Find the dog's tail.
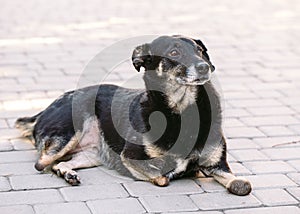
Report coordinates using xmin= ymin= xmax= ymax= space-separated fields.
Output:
xmin=15 ymin=112 xmax=42 ymax=138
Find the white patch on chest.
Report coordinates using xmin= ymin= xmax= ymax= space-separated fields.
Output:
xmin=165 ymin=83 xmax=197 ymax=113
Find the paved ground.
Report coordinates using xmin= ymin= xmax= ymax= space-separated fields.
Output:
xmin=1 ymin=0 xmax=300 ymax=213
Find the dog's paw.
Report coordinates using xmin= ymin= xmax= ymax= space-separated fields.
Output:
xmin=227 ymin=178 xmax=252 ymax=196
xmin=64 ymin=170 xmax=81 ymax=186
xmin=150 ymin=176 xmax=169 ymax=187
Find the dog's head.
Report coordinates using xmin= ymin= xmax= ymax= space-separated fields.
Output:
xmin=132 ymin=35 xmax=215 ymax=86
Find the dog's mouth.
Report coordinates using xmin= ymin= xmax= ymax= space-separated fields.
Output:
xmin=176 ymin=75 xmax=210 ymax=86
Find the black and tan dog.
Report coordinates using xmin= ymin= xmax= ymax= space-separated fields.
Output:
xmin=16 ymin=35 xmax=252 ymax=196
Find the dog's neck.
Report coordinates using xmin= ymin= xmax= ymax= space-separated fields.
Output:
xmin=143 ymin=71 xmax=198 ymax=114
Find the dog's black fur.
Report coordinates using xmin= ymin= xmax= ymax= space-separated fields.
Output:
xmin=16 ymin=35 xmax=251 ymax=195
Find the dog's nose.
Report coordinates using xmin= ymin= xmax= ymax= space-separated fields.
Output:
xmin=195 ymin=62 xmax=209 ymax=74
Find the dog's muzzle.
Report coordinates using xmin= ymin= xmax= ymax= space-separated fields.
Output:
xmin=177 ymin=62 xmax=211 ymax=85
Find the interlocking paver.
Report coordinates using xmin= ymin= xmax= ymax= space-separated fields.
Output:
xmin=0 ymin=176 xmax=11 ymax=192
xmin=253 ymin=189 xmax=298 ymax=206
xmin=140 ymin=195 xmax=199 ymax=213
xmin=124 ymin=179 xmax=203 ymax=196
xmin=60 ymin=184 xmax=128 ymax=201
xmin=225 ymin=206 xmax=300 ymax=214
xmin=9 ymin=174 xmax=69 ymax=190
xmin=262 ymin=147 xmax=300 ymax=160
xmin=87 ymin=198 xmax=146 ymax=214
xmin=34 ymin=202 xmax=91 ymax=214
xmin=190 ymin=192 xmax=261 ymax=210
xmin=229 ymin=149 xmax=269 ymax=162
xmin=0 ymin=189 xmax=64 ymax=206
xmin=0 ymin=162 xmax=37 ymax=176
xmin=0 ymin=205 xmax=35 ymax=214
xmin=244 ymin=174 xmax=297 ymax=189
xmin=0 ymin=150 xmax=37 ymax=163
xmin=243 ymin=161 xmax=296 ymax=174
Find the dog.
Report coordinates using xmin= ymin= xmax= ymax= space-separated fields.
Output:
xmin=15 ymin=35 xmax=252 ymax=196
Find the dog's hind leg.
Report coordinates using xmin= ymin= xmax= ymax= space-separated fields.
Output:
xmin=52 ymin=148 xmax=101 ymax=185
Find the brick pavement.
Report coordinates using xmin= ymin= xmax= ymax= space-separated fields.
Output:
xmin=0 ymin=0 xmax=300 ymax=213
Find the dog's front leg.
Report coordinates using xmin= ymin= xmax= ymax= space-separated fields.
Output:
xmin=120 ymin=143 xmax=169 ymax=186
xmin=52 ymin=148 xmax=101 ymax=185
xmin=201 ymin=160 xmax=252 ymax=196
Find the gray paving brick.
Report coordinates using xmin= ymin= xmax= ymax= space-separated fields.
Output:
xmin=77 ymin=167 xmax=131 ymax=185
xmin=9 ymin=173 xmax=68 ymax=190
xmin=287 ymin=173 xmax=300 ymax=185
xmin=34 ymin=202 xmax=91 ymax=214
xmin=0 ymin=189 xmax=64 ymax=206
xmin=225 ymin=127 xmax=265 ymax=138
xmin=229 ymin=149 xmax=269 ymax=161
xmin=195 ymin=177 xmax=226 ymax=193
xmin=253 ymin=189 xmax=298 ymax=206
xmin=253 ymin=136 xmax=300 ymax=148
xmin=10 ymin=139 xmax=35 ymax=150
xmin=229 ymin=162 xmax=252 ymax=175
xmin=225 ymin=206 xmax=300 ymax=214
xmin=0 ymin=162 xmax=37 ymax=176
xmin=0 ymin=176 xmax=11 ymax=192
xmin=247 ymin=106 xmax=296 ymax=116
xmin=287 ymin=187 xmax=300 ymax=202
xmin=60 ymin=184 xmax=128 ymax=201
xmin=229 ymin=99 xmax=282 ymax=108
xmin=87 ymin=198 xmax=146 ymax=214
xmin=288 ymin=160 xmax=300 ymax=171
xmin=190 ymin=192 xmax=261 ymax=210
xmin=0 ymin=150 xmax=37 ymax=163
xmin=0 ymin=140 xmax=13 ymax=151
xmin=163 ymin=212 xmax=223 ymax=214
xmin=0 ymin=205 xmax=35 ymax=214
xmin=124 ymin=179 xmax=203 ymax=196
xmin=244 ymin=174 xmax=297 ymax=189
xmin=140 ymin=195 xmax=198 ymax=213
xmin=241 ymin=116 xmax=299 ymax=126
xmin=259 ymin=126 xmax=296 ymax=137
xmin=227 ymin=138 xmax=260 ymax=150
xmin=262 ymin=147 xmax=300 ymax=160
xmin=243 ymin=161 xmax=296 ymax=174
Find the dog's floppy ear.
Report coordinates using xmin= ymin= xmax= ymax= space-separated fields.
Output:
xmin=193 ymin=39 xmax=216 ymax=72
xmin=132 ymin=44 xmax=152 ymax=72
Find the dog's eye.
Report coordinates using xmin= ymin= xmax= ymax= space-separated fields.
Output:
xmin=196 ymin=48 xmax=202 ymax=56
xmin=169 ymin=49 xmax=180 ymax=57
xmin=44 ymin=140 xmax=51 ymax=148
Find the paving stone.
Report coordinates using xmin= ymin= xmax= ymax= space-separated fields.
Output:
xmin=287 ymin=173 xmax=300 ymax=185
xmin=0 ymin=205 xmax=35 ymax=214
xmin=227 ymin=138 xmax=260 ymax=150
xmin=195 ymin=177 xmax=226 ymax=193
xmin=286 ymin=187 xmax=300 ymax=201
xmin=225 ymin=127 xmax=265 ymax=138
xmin=87 ymin=198 xmax=146 ymax=214
xmin=34 ymin=202 xmax=91 ymax=214
xmin=0 ymin=119 xmax=9 ymax=128
xmin=259 ymin=126 xmax=296 ymax=137
xmin=60 ymin=184 xmax=128 ymax=201
xmin=246 ymin=106 xmax=296 ymax=116
xmin=229 ymin=149 xmax=269 ymax=161
xmin=253 ymin=189 xmax=298 ymax=206
xmin=140 ymin=195 xmax=198 ymax=213
xmin=10 ymin=139 xmax=35 ymax=150
xmin=0 ymin=140 xmax=13 ymax=151
xmin=0 ymin=176 xmax=11 ymax=192
xmin=253 ymin=136 xmax=300 ymax=148
xmin=164 ymin=212 xmax=223 ymax=214
xmin=244 ymin=174 xmax=297 ymax=189
xmin=224 ymin=118 xmax=245 ymax=128
xmin=225 ymin=206 xmax=300 ymax=214
xmin=77 ymin=167 xmax=131 ymax=185
xmin=9 ymin=173 xmax=68 ymax=190
xmin=288 ymin=160 xmax=300 ymax=171
xmin=190 ymin=192 xmax=261 ymax=210
xmin=241 ymin=116 xmax=299 ymax=126
xmin=124 ymin=179 xmax=203 ymax=196
xmin=0 ymin=162 xmax=37 ymax=176
xmin=229 ymin=162 xmax=252 ymax=175
xmin=243 ymin=161 xmax=296 ymax=174
xmin=229 ymin=99 xmax=282 ymax=108
xmin=262 ymin=147 xmax=300 ymax=160
xmin=0 ymin=150 xmax=37 ymax=163
xmin=0 ymin=189 xmax=64 ymax=206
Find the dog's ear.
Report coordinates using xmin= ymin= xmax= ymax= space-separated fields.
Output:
xmin=193 ymin=39 xmax=216 ymax=72
xmin=132 ymin=44 xmax=152 ymax=72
